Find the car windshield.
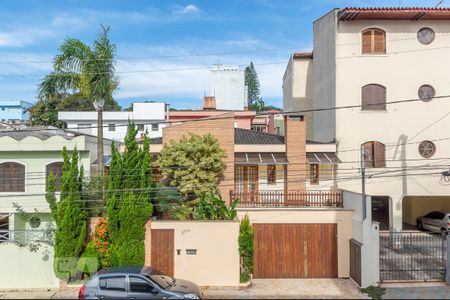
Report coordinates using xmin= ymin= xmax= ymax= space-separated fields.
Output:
xmin=147 ymin=275 xmax=175 ymax=289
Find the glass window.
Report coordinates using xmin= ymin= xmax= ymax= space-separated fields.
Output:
xmin=362 ymin=141 xmax=385 ymax=168
xmin=151 ymin=123 xmax=159 ymax=131
xmin=29 ymin=216 xmax=41 ymax=229
xmin=129 ymin=276 xmax=155 ymax=293
xmin=99 ymin=276 xmax=126 ymax=291
xmin=310 ymin=164 xmax=319 ymax=185
xmin=108 ymin=124 xmax=116 ymax=132
xmin=267 ymin=165 xmax=276 ymax=185
xmin=418 ymin=141 xmax=436 ymax=158
xmin=418 ymin=85 xmax=435 ymax=102
xmin=362 ymin=28 xmax=386 ymax=54
xmin=0 ymin=162 xmax=25 ymax=192
xmin=137 ymin=124 xmax=145 ymax=131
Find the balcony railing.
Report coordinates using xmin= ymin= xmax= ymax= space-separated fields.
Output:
xmin=230 ymin=190 xmax=343 ymax=208
xmin=0 ymin=230 xmax=54 ymax=245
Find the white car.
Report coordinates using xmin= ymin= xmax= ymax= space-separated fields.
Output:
xmin=417 ymin=211 xmax=450 ymax=235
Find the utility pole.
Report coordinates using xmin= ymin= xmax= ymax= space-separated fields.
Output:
xmin=94 ymin=98 xmax=105 ymax=176
xmin=361 ymin=145 xmax=367 ymax=220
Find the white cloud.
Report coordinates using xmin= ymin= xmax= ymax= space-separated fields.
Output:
xmin=173 ymin=4 xmax=200 ymax=15
xmin=51 ymin=13 xmax=86 ymax=28
xmin=0 ymin=29 xmax=55 ymax=48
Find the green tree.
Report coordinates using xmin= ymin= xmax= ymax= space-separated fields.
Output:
xmin=34 ymin=25 xmax=120 ymax=127
xmin=245 ymin=62 xmax=261 ymax=106
xmin=239 ymin=215 xmax=254 ymax=282
xmin=107 ymin=122 xmax=153 ymax=266
xmin=157 ymin=133 xmax=226 ymax=200
xmin=46 ymin=147 xmax=87 ymax=282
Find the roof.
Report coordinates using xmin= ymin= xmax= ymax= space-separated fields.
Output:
xmin=293 ymin=52 xmax=313 ymax=59
xmin=339 ymin=7 xmax=450 ymax=21
xmin=235 ymin=128 xmax=284 ymax=144
xmin=0 ymin=127 xmax=83 ymax=141
xmin=150 ymin=137 xmax=162 ymax=144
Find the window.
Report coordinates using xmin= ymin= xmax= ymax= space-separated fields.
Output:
xmin=417 ymin=27 xmax=435 ymax=45
xmin=108 ymin=124 xmax=116 ymax=132
xmin=0 ymin=162 xmax=25 ymax=192
xmin=46 ymin=162 xmax=64 ymax=192
xmin=129 ymin=276 xmax=155 ymax=293
xmin=418 ymin=141 xmax=436 ymax=158
xmin=362 ymin=28 xmax=386 ymax=54
xmin=137 ymin=124 xmax=145 ymax=131
xmin=29 ymin=216 xmax=41 ymax=229
xmin=418 ymin=85 xmax=435 ymax=102
xmin=361 ymin=84 xmax=386 ymax=110
xmin=310 ymin=164 xmax=319 ymax=185
xmin=151 ymin=123 xmax=159 ymax=132
xmin=362 ymin=141 xmax=385 ymax=168
xmin=267 ymin=165 xmax=277 ymax=185
xmin=99 ymin=276 xmax=126 ymax=291
xmin=251 ymin=125 xmax=267 ymax=133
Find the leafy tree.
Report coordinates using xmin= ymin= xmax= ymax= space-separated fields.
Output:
xmin=107 ymin=122 xmax=153 ymax=266
xmin=36 ymin=25 xmax=120 ymax=120
xmin=157 ymin=133 xmax=226 ymax=200
xmin=46 ymin=147 xmax=87 ymax=282
xmin=245 ymin=62 xmax=261 ymax=106
xmin=239 ymin=215 xmax=254 ymax=282
xmin=192 ymin=194 xmax=238 ymax=221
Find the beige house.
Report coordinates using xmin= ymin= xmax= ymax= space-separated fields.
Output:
xmin=283 ymin=7 xmax=450 ymax=232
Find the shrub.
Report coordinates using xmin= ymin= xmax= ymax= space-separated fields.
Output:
xmin=192 ymin=194 xmax=238 ymax=221
xmin=93 ymin=218 xmax=111 ymax=269
xmin=77 ymin=241 xmax=99 ymax=276
xmin=239 ymin=215 xmax=254 ymax=282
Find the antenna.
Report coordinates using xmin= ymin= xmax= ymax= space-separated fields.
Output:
xmin=436 ymin=0 xmax=444 ymax=6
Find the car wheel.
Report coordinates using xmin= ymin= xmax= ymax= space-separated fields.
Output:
xmin=417 ymin=221 xmax=423 ymax=231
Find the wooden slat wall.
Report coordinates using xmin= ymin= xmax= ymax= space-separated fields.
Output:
xmin=151 ymin=229 xmax=174 ymax=277
xmin=253 ymin=224 xmax=338 ymax=278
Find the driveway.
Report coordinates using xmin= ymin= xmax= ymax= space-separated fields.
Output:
xmin=0 ymin=279 xmax=367 ymax=299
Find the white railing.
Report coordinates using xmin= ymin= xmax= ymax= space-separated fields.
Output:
xmin=0 ymin=230 xmax=54 ymax=245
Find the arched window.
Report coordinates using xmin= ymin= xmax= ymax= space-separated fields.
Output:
xmin=362 ymin=141 xmax=385 ymax=168
xmin=0 ymin=162 xmax=25 ymax=192
xmin=46 ymin=162 xmax=64 ymax=192
xmin=361 ymin=84 xmax=386 ymax=110
xmin=362 ymin=28 xmax=386 ymax=54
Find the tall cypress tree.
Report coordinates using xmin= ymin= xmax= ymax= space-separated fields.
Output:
xmin=47 ymin=147 xmax=87 ymax=281
xmin=107 ymin=122 xmax=153 ymax=266
xmin=244 ymin=62 xmax=261 ymax=106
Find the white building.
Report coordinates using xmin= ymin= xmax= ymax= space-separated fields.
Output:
xmin=284 ymin=7 xmax=450 ymax=232
xmin=58 ymin=101 xmax=168 ymax=141
xmin=210 ymin=64 xmax=247 ymax=110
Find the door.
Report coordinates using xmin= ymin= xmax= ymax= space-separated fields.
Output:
xmin=151 ymin=229 xmax=174 ymax=277
xmin=127 ymin=275 xmax=163 ymax=299
xmin=235 ymin=166 xmax=258 ymax=202
xmin=253 ymin=224 xmax=338 ymax=278
xmin=98 ymin=275 xmax=128 ymax=299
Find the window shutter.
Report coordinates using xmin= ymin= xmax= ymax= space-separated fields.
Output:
xmin=361 ymin=85 xmax=370 ymax=110
xmin=374 ymin=85 xmax=386 ymax=110
xmin=46 ymin=162 xmax=64 ymax=192
xmin=373 ymin=29 xmax=386 ymax=53
xmin=374 ymin=142 xmax=386 ymax=168
xmin=362 ymin=85 xmax=386 ymax=110
xmin=362 ymin=30 xmax=372 ymax=54
xmin=362 ymin=142 xmax=373 ymax=168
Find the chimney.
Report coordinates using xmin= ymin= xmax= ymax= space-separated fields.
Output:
xmin=203 ymin=96 xmax=216 ymax=110
xmin=284 ymin=115 xmax=306 ymax=192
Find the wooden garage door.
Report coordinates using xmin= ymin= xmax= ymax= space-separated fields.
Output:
xmin=253 ymin=224 xmax=338 ymax=278
xmin=151 ymin=229 xmax=174 ymax=277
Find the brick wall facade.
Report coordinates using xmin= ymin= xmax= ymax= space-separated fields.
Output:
xmin=162 ymin=113 xmax=235 ymax=204
xmin=285 ymin=115 xmax=307 ymax=191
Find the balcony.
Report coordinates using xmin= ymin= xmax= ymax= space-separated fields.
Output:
xmin=0 ymin=230 xmax=54 ymax=245
xmin=230 ymin=190 xmax=343 ymax=208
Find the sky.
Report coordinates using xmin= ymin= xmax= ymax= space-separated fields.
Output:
xmin=0 ymin=0 xmax=442 ymax=109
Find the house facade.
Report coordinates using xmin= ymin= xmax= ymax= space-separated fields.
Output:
xmin=58 ymin=101 xmax=168 ymax=141
xmin=283 ymin=7 xmax=450 ymax=232
xmin=0 ymin=100 xmax=32 ymax=123
xmin=209 ymin=64 xmax=247 ymax=110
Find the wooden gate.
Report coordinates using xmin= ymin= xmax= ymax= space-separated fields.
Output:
xmin=151 ymin=229 xmax=174 ymax=277
xmin=253 ymin=224 xmax=338 ymax=278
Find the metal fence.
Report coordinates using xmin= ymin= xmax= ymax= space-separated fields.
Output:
xmin=380 ymin=232 xmax=447 ymax=281
xmin=0 ymin=230 xmax=53 ymax=245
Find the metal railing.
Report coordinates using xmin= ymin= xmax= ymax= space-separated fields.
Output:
xmin=230 ymin=190 xmax=343 ymax=208
xmin=0 ymin=230 xmax=54 ymax=245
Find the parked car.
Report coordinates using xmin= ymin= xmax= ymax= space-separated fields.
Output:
xmin=416 ymin=211 xmax=450 ymax=235
xmin=78 ymin=266 xmax=202 ymax=299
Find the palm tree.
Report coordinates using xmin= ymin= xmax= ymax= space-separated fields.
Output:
xmin=38 ymin=25 xmax=120 ymax=110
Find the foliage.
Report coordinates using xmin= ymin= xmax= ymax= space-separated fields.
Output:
xmin=46 ymin=147 xmax=87 ymax=282
xmin=37 ymin=25 xmax=120 ymax=113
xmin=248 ymin=97 xmax=281 ymax=112
xmin=107 ymin=122 xmax=153 ymax=266
xmin=77 ymin=241 xmax=99 ymax=276
xmin=245 ymin=62 xmax=261 ymax=106
xmin=240 ymin=272 xmax=251 ymax=283
xmin=153 ymin=185 xmax=192 ymax=219
xmin=93 ymin=218 xmax=111 ymax=269
xmin=192 ymin=194 xmax=238 ymax=221
xmin=360 ymin=286 xmax=386 ymax=300
xmin=239 ymin=215 xmax=254 ymax=282
xmin=81 ymin=175 xmax=108 ymax=217
xmin=157 ymin=133 xmax=226 ymax=200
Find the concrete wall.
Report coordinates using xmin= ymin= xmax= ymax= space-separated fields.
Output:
xmin=150 ymin=220 xmax=240 ymax=287
xmin=0 ymin=242 xmax=59 ymax=289
xmin=210 ymin=65 xmax=246 ymax=110
xmin=403 ymin=196 xmax=450 ymax=225
xmin=237 ymin=208 xmax=353 ymax=278
xmin=313 ymin=9 xmax=337 ymax=143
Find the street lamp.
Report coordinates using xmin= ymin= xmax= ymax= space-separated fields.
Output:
xmin=94 ymin=98 xmax=105 ymax=175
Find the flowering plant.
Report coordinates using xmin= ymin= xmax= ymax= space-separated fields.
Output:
xmin=93 ymin=218 xmax=111 ymax=268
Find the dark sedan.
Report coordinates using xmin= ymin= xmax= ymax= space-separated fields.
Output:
xmin=78 ymin=266 xmax=202 ymax=299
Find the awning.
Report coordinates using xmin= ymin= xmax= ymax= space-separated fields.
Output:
xmin=92 ymin=155 xmax=113 ymax=167
xmin=307 ymin=152 xmax=341 ymax=164
xmin=235 ymin=153 xmax=288 ymax=165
